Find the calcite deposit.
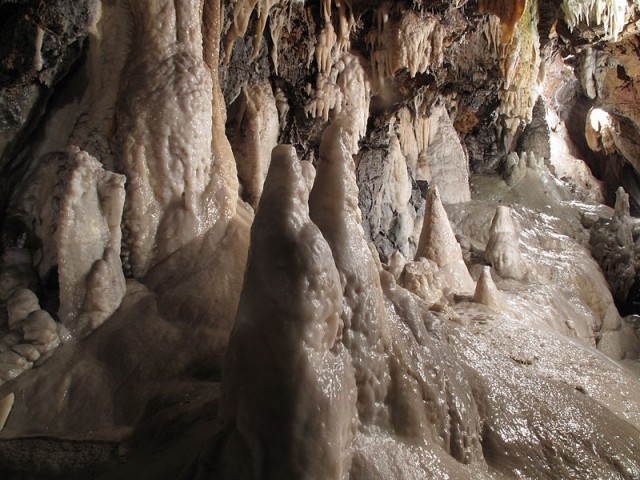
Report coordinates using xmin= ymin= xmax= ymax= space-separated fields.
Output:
xmin=0 ymin=0 xmax=639 ymax=479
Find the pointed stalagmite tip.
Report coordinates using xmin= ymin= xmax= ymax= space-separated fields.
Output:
xmin=473 ymin=266 xmax=505 ymax=312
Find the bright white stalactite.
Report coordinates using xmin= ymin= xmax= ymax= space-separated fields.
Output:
xmin=562 ymin=0 xmax=628 ymax=40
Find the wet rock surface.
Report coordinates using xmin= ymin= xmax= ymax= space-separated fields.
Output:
xmin=0 ymin=1 xmax=639 ymax=479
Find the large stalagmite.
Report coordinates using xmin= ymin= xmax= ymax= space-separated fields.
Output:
xmin=309 ymin=124 xmax=391 ymax=428
xmin=218 ymin=145 xmax=356 ymax=479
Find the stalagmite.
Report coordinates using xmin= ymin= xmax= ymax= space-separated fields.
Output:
xmin=485 ymin=206 xmax=527 ymax=280
xmin=388 ymin=251 xmax=407 ymax=282
xmin=309 ymin=124 xmax=391 ymax=428
xmin=416 ymin=186 xmax=475 ymax=295
xmin=473 ymin=266 xmax=506 ymax=312
xmin=1 ymin=1 xmax=640 ymax=479
xmin=401 ymin=258 xmax=445 ymax=305
xmin=219 ymin=145 xmax=356 ymax=479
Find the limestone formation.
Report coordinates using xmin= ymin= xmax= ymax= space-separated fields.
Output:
xmin=473 ymin=266 xmax=506 ymax=312
xmin=228 ymin=80 xmax=279 ymax=208
xmin=219 ymin=145 xmax=356 ymax=479
xmin=485 ymin=206 xmax=528 ymax=280
xmin=388 ymin=251 xmax=407 ymax=282
xmin=310 ymin=124 xmax=392 ymax=427
xmin=401 ymin=258 xmax=445 ymax=305
xmin=9 ymin=147 xmax=126 ymax=336
xmin=416 ymin=186 xmax=475 ymax=295
xmin=0 ymin=1 xmax=639 ymax=479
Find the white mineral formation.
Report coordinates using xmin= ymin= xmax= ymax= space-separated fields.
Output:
xmin=485 ymin=206 xmax=528 ymax=280
xmin=614 ymin=186 xmax=631 ymax=219
xmin=309 ymin=124 xmax=391 ymax=427
xmin=388 ymin=250 xmax=407 ymax=282
xmin=10 ymin=147 xmax=126 ymax=336
xmin=416 ymin=186 xmax=475 ymax=295
xmin=473 ymin=266 xmax=505 ymax=311
xmin=306 ymin=52 xmax=371 ymax=153
xmin=55 ymin=149 xmax=126 ymax=335
xmin=401 ymin=258 xmax=445 ymax=305
xmin=395 ymin=106 xmax=430 ymax=181
xmin=423 ymin=105 xmax=471 ymax=204
xmin=395 ymin=103 xmax=471 ymax=204
xmin=219 ymin=145 xmax=356 ymax=479
xmin=229 ymin=80 xmax=279 ymax=208
xmin=586 ymin=107 xmax=617 ymax=154
xmin=562 ymin=0 xmax=627 ymax=40
xmin=502 ymin=151 xmax=527 ymax=186
xmin=118 ymin=0 xmax=237 ymax=277
xmin=0 ymin=393 xmax=14 ymax=432
xmin=369 ymin=9 xmax=444 ymax=84
xmin=484 ymin=0 xmax=541 ymax=145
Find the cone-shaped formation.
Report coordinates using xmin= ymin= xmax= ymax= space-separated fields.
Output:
xmin=219 ymin=145 xmax=356 ymax=479
xmin=416 ymin=185 xmax=475 ymax=295
xmin=473 ymin=266 xmax=506 ymax=312
xmin=388 ymin=250 xmax=407 ymax=281
xmin=485 ymin=206 xmax=527 ymax=280
xmin=309 ymin=124 xmax=391 ymax=427
xmin=614 ymin=186 xmax=630 ymax=219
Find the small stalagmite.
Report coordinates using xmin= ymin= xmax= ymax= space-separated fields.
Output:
xmin=485 ymin=205 xmax=527 ymax=280
xmin=416 ymin=186 xmax=475 ymax=295
xmin=473 ymin=266 xmax=506 ymax=312
xmin=388 ymin=251 xmax=407 ymax=282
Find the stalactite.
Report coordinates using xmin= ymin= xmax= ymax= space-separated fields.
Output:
xmin=562 ymin=0 xmax=627 ymax=40
xmin=479 ymin=0 xmax=526 ymax=43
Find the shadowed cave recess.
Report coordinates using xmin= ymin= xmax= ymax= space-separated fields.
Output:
xmin=1 ymin=0 xmax=640 ymax=478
